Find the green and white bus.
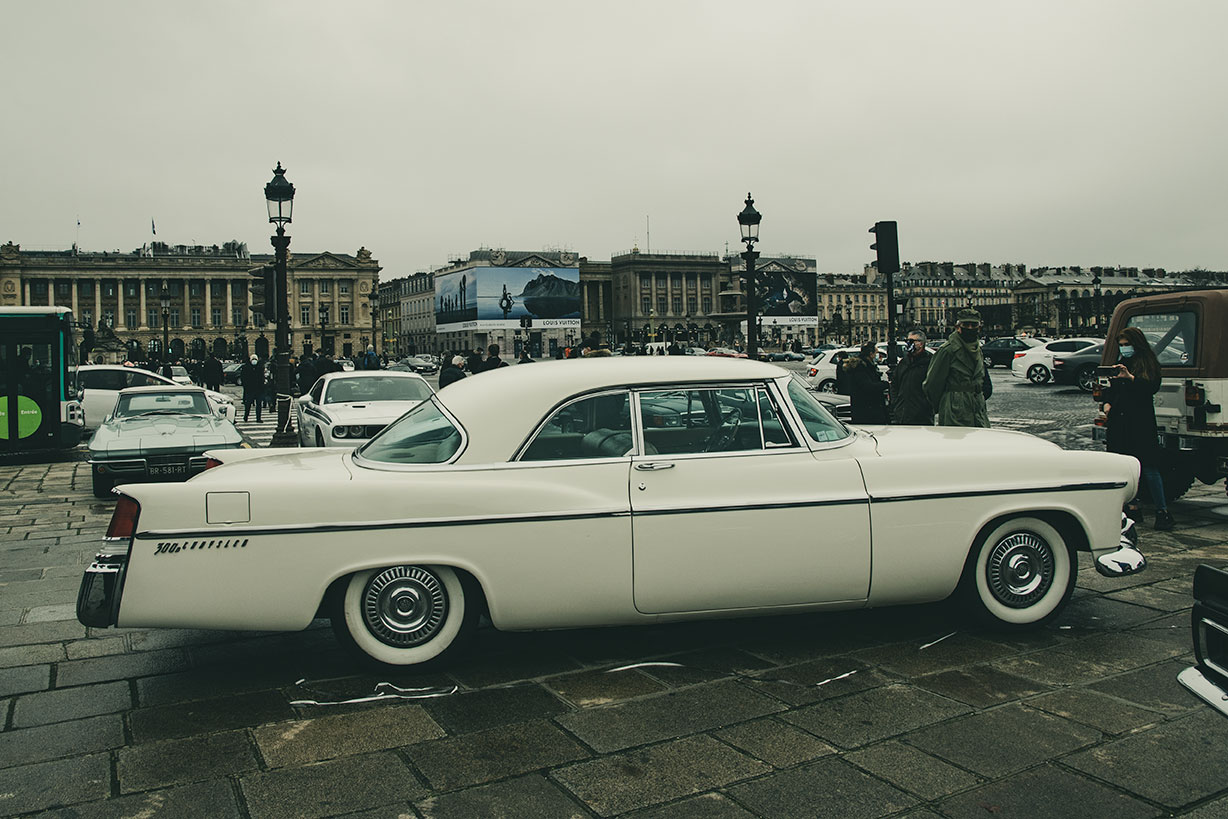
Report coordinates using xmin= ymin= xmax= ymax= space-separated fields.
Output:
xmin=0 ymin=307 xmax=86 ymax=453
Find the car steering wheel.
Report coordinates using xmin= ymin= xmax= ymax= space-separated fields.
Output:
xmin=704 ymin=409 xmax=742 ymax=452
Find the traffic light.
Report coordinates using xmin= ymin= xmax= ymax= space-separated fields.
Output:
xmin=869 ymin=221 xmax=900 ymax=275
xmin=248 ymin=265 xmax=276 ymax=321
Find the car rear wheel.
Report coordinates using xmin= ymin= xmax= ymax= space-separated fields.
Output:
xmin=1076 ymin=365 xmax=1097 ymax=392
xmin=1027 ymin=364 xmax=1051 ymax=385
xmin=818 ymin=379 xmax=837 ymax=393
xmin=959 ymin=516 xmax=1074 ymax=629
xmin=330 ymin=565 xmax=476 ymax=667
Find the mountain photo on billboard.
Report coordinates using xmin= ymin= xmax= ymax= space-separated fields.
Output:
xmin=519 ymin=272 xmax=580 ymax=318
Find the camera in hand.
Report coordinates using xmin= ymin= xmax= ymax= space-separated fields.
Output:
xmin=1094 ymin=365 xmax=1120 ymax=377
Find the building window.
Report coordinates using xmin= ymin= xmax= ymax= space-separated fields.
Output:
xmin=212 ymin=280 xmax=227 ymax=298
xmin=301 ymin=305 xmax=312 ymax=326
xmin=169 ymin=309 xmax=180 ymax=326
xmin=126 ymin=309 xmax=137 ymax=328
xmin=82 ymin=309 xmax=93 ymax=328
xmin=672 ymin=296 xmax=682 ymax=314
xmin=657 ymin=296 xmax=667 ymax=314
xmin=57 ymin=281 xmax=71 ymax=297
xmin=300 ymin=280 xmax=312 ymax=296
xmin=641 ymin=296 xmax=651 ymax=315
xmin=702 ymin=297 xmax=712 ymax=313
xmin=212 ymin=308 xmax=222 ymax=327
xmin=339 ymin=280 xmax=350 ymax=295
xmin=251 ymin=312 xmax=264 ymax=326
xmin=125 ymin=281 xmax=139 ymax=297
xmin=104 ymin=310 xmax=115 ymax=328
xmin=104 ymin=282 xmax=115 ymax=297
xmin=640 ymin=274 xmax=651 ymax=290
xmin=339 ymin=305 xmax=350 ymax=324
xmin=656 ymin=276 xmax=666 ymax=289
xmin=79 ymin=280 xmax=94 ymax=298
xmin=148 ymin=309 xmax=159 ymax=328
xmin=319 ymin=280 xmax=331 ymax=295
xmin=191 ymin=308 xmax=202 ymax=328
xmin=687 ymin=296 xmax=697 ymax=314
xmin=233 ymin=308 xmax=247 ymax=327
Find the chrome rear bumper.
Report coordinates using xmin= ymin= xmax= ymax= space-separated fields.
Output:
xmin=76 ymin=552 xmax=128 ymax=628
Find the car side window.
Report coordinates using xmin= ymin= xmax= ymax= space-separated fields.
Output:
xmin=521 ymin=391 xmax=633 ymax=461
xmin=759 ymin=389 xmax=795 ymax=448
xmin=126 ymin=372 xmax=163 ymax=387
xmin=309 ymin=380 xmax=325 ymax=403
xmin=83 ymin=370 xmax=125 ymax=391
xmin=638 ymin=387 xmax=765 ymax=455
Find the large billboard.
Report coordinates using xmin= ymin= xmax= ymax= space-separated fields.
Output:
xmin=754 ymin=266 xmax=818 ymax=326
xmin=435 ymin=266 xmax=581 ymax=332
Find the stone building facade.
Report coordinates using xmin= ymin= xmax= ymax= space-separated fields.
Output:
xmin=0 ymin=241 xmax=380 ymax=362
xmin=612 ymin=249 xmax=729 ymax=347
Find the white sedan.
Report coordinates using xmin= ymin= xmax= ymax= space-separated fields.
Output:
xmin=77 ymin=357 xmax=1144 ymax=669
xmin=1010 ymin=337 xmax=1100 ymax=385
xmin=295 ymin=371 xmax=434 ymax=447
xmin=77 ymin=364 xmax=235 ymax=428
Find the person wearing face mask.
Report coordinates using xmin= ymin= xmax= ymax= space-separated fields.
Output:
xmin=922 ymin=309 xmax=991 ymax=427
xmin=1101 ymin=326 xmax=1173 ymax=530
xmin=890 ymin=329 xmax=935 ymax=425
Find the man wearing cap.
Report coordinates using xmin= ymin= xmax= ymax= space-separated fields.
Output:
xmin=923 ymin=308 xmax=990 ymax=427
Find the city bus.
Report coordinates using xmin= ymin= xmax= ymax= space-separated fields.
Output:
xmin=0 ymin=306 xmax=86 ymax=453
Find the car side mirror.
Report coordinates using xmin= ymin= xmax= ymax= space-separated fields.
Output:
xmin=299 ymin=394 xmax=312 ymax=404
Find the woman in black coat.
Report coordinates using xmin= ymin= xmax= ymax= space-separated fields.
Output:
xmin=1102 ymin=326 xmax=1173 ymax=530
xmin=843 ymin=343 xmax=889 ymax=425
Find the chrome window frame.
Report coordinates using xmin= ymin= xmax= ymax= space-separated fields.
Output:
xmin=780 ymin=374 xmax=853 ymax=451
xmin=351 ymin=396 xmax=468 ymax=472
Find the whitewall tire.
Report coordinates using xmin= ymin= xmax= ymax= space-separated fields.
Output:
xmin=331 ymin=565 xmax=476 ymax=667
xmin=960 ymin=517 xmax=1074 ymax=629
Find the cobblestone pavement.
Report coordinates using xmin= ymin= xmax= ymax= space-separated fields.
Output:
xmin=2 ymin=396 xmax=1227 ymax=817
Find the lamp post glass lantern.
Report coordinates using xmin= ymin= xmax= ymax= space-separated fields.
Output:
xmin=264 ymin=162 xmax=296 ymax=447
xmin=736 ymin=193 xmax=762 ymax=360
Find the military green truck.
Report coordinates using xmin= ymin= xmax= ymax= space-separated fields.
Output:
xmin=1093 ymin=289 xmax=1228 ymax=501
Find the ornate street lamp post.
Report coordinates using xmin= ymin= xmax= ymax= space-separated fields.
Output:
xmin=159 ymin=280 xmax=170 ymax=364
xmin=1092 ymin=272 xmax=1103 ymax=332
xmin=264 ymin=162 xmax=297 ymax=447
xmin=736 ymin=193 xmax=762 ymax=360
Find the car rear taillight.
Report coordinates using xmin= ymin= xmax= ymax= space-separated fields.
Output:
xmin=808 ymin=368 xmax=818 ymax=377
xmin=1053 ymin=358 xmax=1065 ymax=366
xmin=204 ymin=457 xmax=224 ymax=470
xmin=1013 ymin=352 xmax=1027 ymax=359
xmin=105 ymin=496 xmax=140 ymax=542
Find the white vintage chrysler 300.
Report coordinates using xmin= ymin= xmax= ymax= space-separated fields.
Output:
xmin=78 ymin=357 xmax=1145 ymax=668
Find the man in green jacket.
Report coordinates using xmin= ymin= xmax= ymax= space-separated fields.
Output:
xmin=923 ymin=309 xmax=990 ymax=427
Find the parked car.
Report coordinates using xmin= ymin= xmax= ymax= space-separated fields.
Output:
xmin=1051 ymin=343 xmax=1105 ymax=392
xmin=78 ymin=357 xmax=1143 ymax=669
xmin=295 ymin=370 xmax=435 ymax=447
xmin=167 ymin=365 xmax=193 ymax=386
xmin=705 ymin=347 xmax=746 ymax=358
xmin=1177 ymin=564 xmax=1228 ymax=719
xmin=982 ymin=336 xmax=1044 ymax=368
xmin=399 ymin=356 xmax=440 ymax=376
xmin=86 ymin=386 xmax=244 ymax=497
xmin=768 ymin=350 xmax=806 ymax=362
xmin=337 ymin=358 xmax=356 ymax=372
xmin=222 ymin=362 xmax=243 ymax=385
xmin=1011 ymin=337 xmax=1100 ymax=384
xmin=805 ymin=347 xmax=889 ymax=393
xmin=1092 ymin=289 xmax=1228 ymax=501
xmin=77 ymin=364 xmax=235 ymax=428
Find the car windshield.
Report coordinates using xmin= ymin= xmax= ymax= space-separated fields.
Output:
xmin=114 ymin=392 xmax=211 ymax=418
xmin=170 ymin=367 xmax=188 ymax=377
xmin=357 ymin=399 xmax=462 ymax=464
xmin=323 ymin=376 xmax=433 ymax=404
xmin=787 ymin=377 xmax=849 ymax=443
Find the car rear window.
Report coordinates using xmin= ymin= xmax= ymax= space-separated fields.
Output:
xmin=1127 ymin=311 xmax=1198 ymax=367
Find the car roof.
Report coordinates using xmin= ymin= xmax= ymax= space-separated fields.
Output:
xmin=321 ymin=370 xmax=428 ymax=384
xmin=117 ymin=385 xmax=207 ymax=395
xmin=438 ymin=357 xmax=786 ymax=463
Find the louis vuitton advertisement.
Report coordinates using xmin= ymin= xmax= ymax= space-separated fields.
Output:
xmin=436 ymin=267 xmax=581 ymax=332
xmin=753 ymin=264 xmax=818 ymax=326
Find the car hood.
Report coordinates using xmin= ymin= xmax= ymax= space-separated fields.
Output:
xmin=314 ymin=400 xmax=423 ymax=425
xmin=864 ymin=424 xmax=1059 ymax=459
xmin=89 ymin=414 xmax=244 ymax=456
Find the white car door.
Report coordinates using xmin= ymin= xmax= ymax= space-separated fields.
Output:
xmin=629 ymin=385 xmax=870 ymax=614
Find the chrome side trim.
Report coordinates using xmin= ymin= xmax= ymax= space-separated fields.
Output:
xmin=870 ymin=481 xmax=1128 ymax=503
xmin=1177 ymin=666 xmax=1228 ymax=717
xmin=632 ymin=497 xmax=869 ymax=516
xmin=135 ymin=507 xmax=633 ymax=539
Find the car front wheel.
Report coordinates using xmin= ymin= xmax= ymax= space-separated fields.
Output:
xmin=1027 ymin=364 xmax=1051 ymax=385
xmin=959 ymin=516 xmax=1074 ymax=629
xmin=331 ymin=565 xmax=476 ymax=667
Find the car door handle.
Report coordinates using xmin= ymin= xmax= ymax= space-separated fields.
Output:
xmin=634 ymin=462 xmax=675 ymax=471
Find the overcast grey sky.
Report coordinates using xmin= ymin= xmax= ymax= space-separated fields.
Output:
xmin=4 ymin=1 xmax=1225 ymax=279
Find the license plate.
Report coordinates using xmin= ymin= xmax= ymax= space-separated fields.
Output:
xmin=148 ymin=464 xmax=187 ymax=477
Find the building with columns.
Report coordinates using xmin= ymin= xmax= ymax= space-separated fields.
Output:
xmin=0 ymin=241 xmax=380 ymax=362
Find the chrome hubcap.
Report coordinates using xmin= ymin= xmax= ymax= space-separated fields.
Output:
xmin=361 ymin=566 xmax=447 ymax=647
xmin=986 ymin=532 xmax=1054 ymax=607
